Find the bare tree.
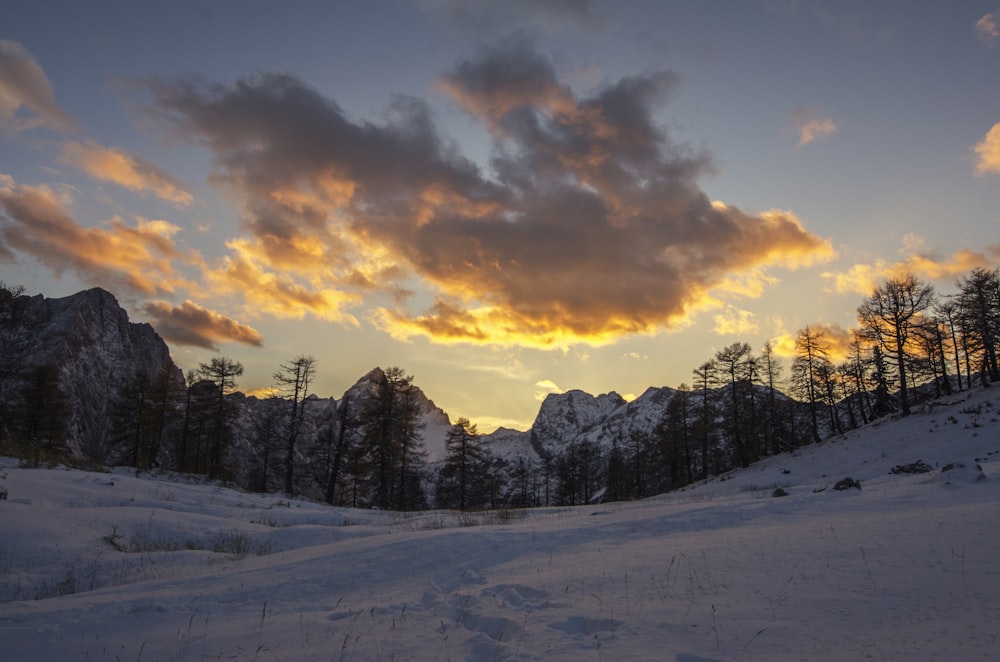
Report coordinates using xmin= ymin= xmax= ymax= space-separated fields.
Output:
xmin=857 ymin=274 xmax=935 ymax=415
xmin=791 ymin=326 xmax=829 ymax=443
xmin=274 ymin=355 xmax=317 ymax=495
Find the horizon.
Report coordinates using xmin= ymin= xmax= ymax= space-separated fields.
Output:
xmin=2 ymin=2 xmax=999 ymax=432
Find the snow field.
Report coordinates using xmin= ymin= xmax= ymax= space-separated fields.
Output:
xmin=1 ymin=388 xmax=999 ymax=661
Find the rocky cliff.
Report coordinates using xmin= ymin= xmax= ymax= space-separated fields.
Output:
xmin=0 ymin=287 xmax=182 ymax=459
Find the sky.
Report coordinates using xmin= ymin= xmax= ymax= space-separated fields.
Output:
xmin=2 ymin=1 xmax=1000 ymax=432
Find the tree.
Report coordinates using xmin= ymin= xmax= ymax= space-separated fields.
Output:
xmin=11 ymin=363 xmax=68 ymax=465
xmin=197 ymin=357 xmax=243 ymax=479
xmin=692 ymin=360 xmax=716 ymax=479
xmin=358 ymin=367 xmax=425 ymax=510
xmin=712 ymin=342 xmax=754 ymax=468
xmin=857 ymin=274 xmax=935 ymax=415
xmin=436 ymin=417 xmax=490 ymax=510
xmin=791 ymin=326 xmax=831 ymax=443
xmin=273 ymin=355 xmax=317 ymax=495
xmin=936 ymin=299 xmax=965 ymax=392
xmin=955 ymin=268 xmax=1000 ymax=385
xmin=320 ymin=394 xmax=355 ymax=505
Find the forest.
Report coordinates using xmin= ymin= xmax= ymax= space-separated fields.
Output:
xmin=1 ymin=267 xmax=998 ymax=512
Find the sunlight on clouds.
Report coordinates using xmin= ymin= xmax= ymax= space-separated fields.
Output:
xmin=0 ymin=178 xmax=197 ymax=295
xmin=59 ymin=140 xmax=192 ymax=206
xmin=533 ymin=379 xmax=563 ymax=401
xmin=770 ymin=322 xmax=853 ymax=364
xmin=205 ymin=247 xmax=361 ymax=324
xmin=824 ymin=249 xmax=997 ymax=295
xmin=756 ymin=210 xmax=838 ymax=269
xmin=373 ymin=299 xmax=664 ymax=350
xmin=713 ymin=305 xmax=759 ymax=335
xmin=973 ymin=122 xmax=1000 ymax=175
xmin=147 ymin=43 xmax=835 ymax=351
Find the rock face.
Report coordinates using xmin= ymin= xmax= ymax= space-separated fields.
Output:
xmin=0 ymin=288 xmax=182 ymax=459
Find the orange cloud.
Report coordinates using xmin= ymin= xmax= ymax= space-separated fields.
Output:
xmin=973 ymin=122 xmax=1000 ymax=175
xmin=144 ymin=300 xmax=263 ymax=350
xmin=60 ymin=140 xmax=192 ymax=205
xmin=792 ymin=106 xmax=837 ymax=147
xmin=204 ymin=238 xmax=361 ymax=324
xmin=149 ymin=43 xmax=834 ymax=349
xmin=0 ymin=40 xmax=74 ymax=132
xmin=771 ymin=322 xmax=853 ymax=364
xmin=824 ymin=248 xmax=999 ymax=295
xmin=0 ymin=178 xmax=198 ymax=295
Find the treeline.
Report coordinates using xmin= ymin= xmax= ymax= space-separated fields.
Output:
xmin=424 ymin=267 xmax=1000 ymax=509
xmin=1 ymin=267 xmax=998 ymax=510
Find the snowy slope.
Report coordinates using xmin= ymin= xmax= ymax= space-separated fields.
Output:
xmin=1 ymin=387 xmax=999 ymax=661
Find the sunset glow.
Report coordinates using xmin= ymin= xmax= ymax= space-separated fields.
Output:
xmin=2 ymin=3 xmax=999 ymax=430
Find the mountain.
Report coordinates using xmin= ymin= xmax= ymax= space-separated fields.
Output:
xmin=0 ymin=287 xmax=182 ymax=460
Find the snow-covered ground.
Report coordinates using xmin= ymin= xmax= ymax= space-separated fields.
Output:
xmin=2 ymin=388 xmax=999 ymax=661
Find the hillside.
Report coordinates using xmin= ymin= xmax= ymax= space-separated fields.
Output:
xmin=1 ymin=386 xmax=998 ymax=660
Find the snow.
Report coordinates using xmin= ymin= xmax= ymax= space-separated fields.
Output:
xmin=2 ymin=388 xmax=999 ymax=661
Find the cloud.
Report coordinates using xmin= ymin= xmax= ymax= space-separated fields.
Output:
xmin=143 ymin=300 xmax=262 ymax=350
xmin=0 ymin=40 xmax=73 ymax=132
xmin=713 ymin=305 xmax=759 ymax=335
xmin=60 ymin=140 xmax=193 ymax=205
xmin=976 ymin=11 xmax=1000 ymax=47
xmin=973 ymin=122 xmax=1000 ymax=175
xmin=146 ymin=41 xmax=834 ymax=349
xmin=792 ymin=106 xmax=836 ymax=146
xmin=0 ymin=177 xmax=198 ymax=295
xmin=204 ymin=237 xmax=362 ymax=323
xmin=534 ymin=378 xmax=563 ymax=401
xmin=770 ymin=322 xmax=853 ymax=364
xmin=823 ymin=247 xmax=1000 ymax=295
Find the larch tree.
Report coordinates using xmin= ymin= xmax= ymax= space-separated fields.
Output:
xmin=791 ymin=325 xmax=830 ymax=443
xmin=857 ymin=274 xmax=935 ymax=416
xmin=197 ymin=356 xmax=243 ymax=479
xmin=436 ymin=417 xmax=489 ymax=511
xmin=955 ymin=267 xmax=1000 ymax=385
xmin=274 ymin=355 xmax=317 ymax=495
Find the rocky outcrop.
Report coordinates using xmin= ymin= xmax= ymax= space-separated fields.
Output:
xmin=0 ymin=288 xmax=182 ymax=459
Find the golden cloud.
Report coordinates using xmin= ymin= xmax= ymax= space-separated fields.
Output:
xmin=59 ymin=140 xmax=193 ymax=206
xmin=770 ymin=322 xmax=853 ymax=364
xmin=824 ymin=248 xmax=998 ymax=295
xmin=0 ymin=178 xmax=198 ymax=295
xmin=204 ymin=239 xmax=361 ymax=324
xmin=713 ymin=306 xmax=759 ymax=336
xmin=973 ymin=122 xmax=1000 ymax=175
xmin=149 ymin=43 xmax=835 ymax=350
xmin=144 ymin=299 xmax=263 ymax=350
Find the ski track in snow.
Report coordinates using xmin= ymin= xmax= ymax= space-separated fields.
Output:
xmin=2 ymin=389 xmax=1000 ymax=661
